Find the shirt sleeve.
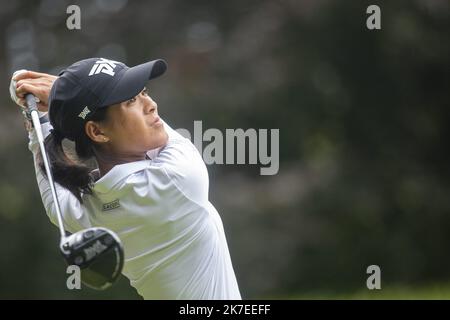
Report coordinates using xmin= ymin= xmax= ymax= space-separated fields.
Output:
xmin=28 ymin=122 xmax=91 ymax=234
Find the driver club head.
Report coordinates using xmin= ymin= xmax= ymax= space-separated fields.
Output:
xmin=60 ymin=227 xmax=124 ymax=290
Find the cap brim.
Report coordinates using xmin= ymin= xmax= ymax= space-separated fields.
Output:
xmin=101 ymin=59 xmax=167 ymax=107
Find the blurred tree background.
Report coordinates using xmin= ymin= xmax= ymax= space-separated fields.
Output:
xmin=0 ymin=0 xmax=449 ymax=299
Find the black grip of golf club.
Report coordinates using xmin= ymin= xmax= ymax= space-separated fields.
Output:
xmin=25 ymin=93 xmax=38 ymax=113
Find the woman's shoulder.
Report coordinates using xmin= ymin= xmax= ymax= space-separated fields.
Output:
xmin=91 ymin=160 xmax=169 ymax=194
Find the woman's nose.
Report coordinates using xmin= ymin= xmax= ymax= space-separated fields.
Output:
xmin=144 ymin=98 xmax=157 ymax=114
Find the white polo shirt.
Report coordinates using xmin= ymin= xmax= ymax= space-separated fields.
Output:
xmin=28 ymin=119 xmax=241 ymax=300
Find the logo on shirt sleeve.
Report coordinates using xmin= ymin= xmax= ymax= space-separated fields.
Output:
xmin=102 ymin=199 xmax=121 ymax=211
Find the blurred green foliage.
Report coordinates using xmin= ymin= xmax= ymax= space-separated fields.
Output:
xmin=0 ymin=0 xmax=449 ymax=299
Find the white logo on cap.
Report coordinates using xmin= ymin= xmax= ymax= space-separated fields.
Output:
xmin=88 ymin=58 xmax=118 ymax=77
xmin=78 ymin=106 xmax=91 ymax=120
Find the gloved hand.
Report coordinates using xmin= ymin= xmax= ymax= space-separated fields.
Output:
xmin=9 ymin=70 xmax=57 ymax=113
xmin=10 ymin=70 xmax=57 ymax=130
xmin=10 ymin=70 xmax=34 ymax=120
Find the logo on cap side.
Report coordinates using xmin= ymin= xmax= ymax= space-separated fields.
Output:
xmin=78 ymin=106 xmax=91 ymax=120
xmin=88 ymin=58 xmax=118 ymax=77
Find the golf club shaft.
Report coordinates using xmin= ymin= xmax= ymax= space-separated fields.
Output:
xmin=26 ymin=94 xmax=67 ymax=241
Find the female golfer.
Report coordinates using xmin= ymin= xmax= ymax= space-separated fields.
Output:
xmin=10 ymin=57 xmax=241 ymax=300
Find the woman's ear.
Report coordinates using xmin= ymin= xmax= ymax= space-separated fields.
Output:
xmin=85 ymin=121 xmax=109 ymax=143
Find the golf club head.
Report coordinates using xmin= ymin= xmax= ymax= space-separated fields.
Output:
xmin=60 ymin=227 xmax=124 ymax=290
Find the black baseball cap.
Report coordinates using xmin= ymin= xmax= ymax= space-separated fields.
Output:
xmin=48 ymin=57 xmax=167 ymax=141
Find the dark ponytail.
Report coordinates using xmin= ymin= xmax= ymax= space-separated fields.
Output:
xmin=37 ymin=107 xmax=109 ymax=202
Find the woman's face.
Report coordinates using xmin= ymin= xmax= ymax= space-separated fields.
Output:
xmin=92 ymin=87 xmax=168 ymax=158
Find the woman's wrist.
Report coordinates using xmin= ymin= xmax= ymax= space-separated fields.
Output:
xmin=23 ymin=112 xmax=50 ymax=132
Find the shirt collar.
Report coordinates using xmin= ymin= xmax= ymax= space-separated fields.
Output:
xmin=92 ymin=159 xmax=152 ymax=194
